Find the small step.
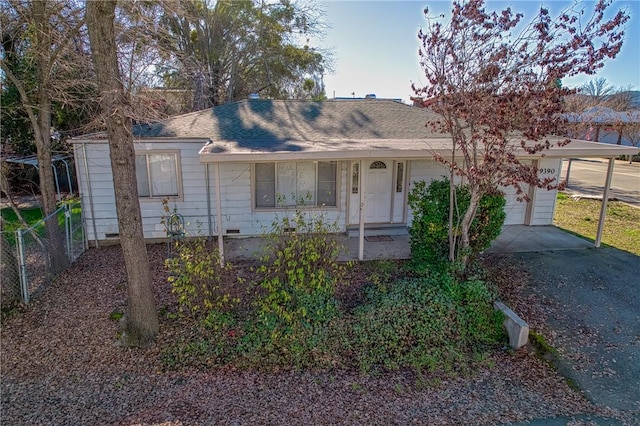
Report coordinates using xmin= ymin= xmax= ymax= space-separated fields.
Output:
xmin=347 ymin=225 xmax=409 ymax=238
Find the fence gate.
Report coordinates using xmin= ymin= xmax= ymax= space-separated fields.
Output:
xmin=0 ymin=202 xmax=86 ymax=305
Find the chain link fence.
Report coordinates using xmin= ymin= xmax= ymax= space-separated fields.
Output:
xmin=1 ymin=202 xmax=86 ymax=306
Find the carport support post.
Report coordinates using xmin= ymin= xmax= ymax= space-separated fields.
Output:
xmin=358 ymin=160 xmax=366 ymax=261
xmin=213 ymin=162 xmax=225 ymax=265
xmin=564 ymin=158 xmax=573 ymax=185
xmin=595 ymin=157 xmax=615 ymax=248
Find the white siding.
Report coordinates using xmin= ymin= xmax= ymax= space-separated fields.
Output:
xmin=75 ymin=141 xmax=210 ymax=241
xmin=406 ymin=159 xmax=561 ymax=227
xmin=219 ymin=161 xmax=348 ymax=236
xmin=529 ymin=158 xmax=562 ymax=225
xmin=75 ymin=144 xmax=350 ymax=242
xmin=502 ymin=185 xmax=529 ymax=225
xmin=75 ymin=142 xmax=564 ymax=243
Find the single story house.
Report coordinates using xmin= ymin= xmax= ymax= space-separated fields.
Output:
xmin=70 ymin=99 xmax=639 ymax=260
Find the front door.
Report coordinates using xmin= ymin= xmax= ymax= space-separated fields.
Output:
xmin=365 ymin=160 xmax=393 ymax=223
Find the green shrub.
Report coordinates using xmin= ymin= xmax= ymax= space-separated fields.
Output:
xmin=237 ymin=209 xmax=349 ymax=367
xmin=408 ymin=178 xmax=506 ymax=272
xmin=345 ymin=274 xmax=504 ymax=373
xmin=253 ymin=209 xmax=348 ymax=334
xmin=165 ymin=237 xmax=238 ymax=318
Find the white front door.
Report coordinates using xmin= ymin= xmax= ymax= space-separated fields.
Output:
xmin=365 ymin=160 xmax=393 ymax=223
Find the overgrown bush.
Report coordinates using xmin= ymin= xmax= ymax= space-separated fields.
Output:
xmin=229 ymin=209 xmax=350 ymax=368
xmin=252 ymin=209 xmax=348 ymax=336
xmin=408 ymin=178 xmax=506 ymax=272
xmin=165 ymin=237 xmax=238 ymax=318
xmin=160 ymin=205 xmax=507 ymax=375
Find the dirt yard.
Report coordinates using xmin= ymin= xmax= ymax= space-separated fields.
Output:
xmin=0 ymin=244 xmax=633 ymax=425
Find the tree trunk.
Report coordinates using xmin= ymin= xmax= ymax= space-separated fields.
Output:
xmin=458 ymin=186 xmax=482 ymax=269
xmin=86 ymin=0 xmax=159 ymax=346
xmin=448 ymin=169 xmax=456 ymax=262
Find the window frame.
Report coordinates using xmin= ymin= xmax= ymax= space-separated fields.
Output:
xmin=252 ymin=160 xmax=340 ymax=210
xmin=134 ymin=150 xmax=183 ymax=201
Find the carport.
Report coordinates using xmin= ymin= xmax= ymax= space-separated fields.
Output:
xmin=3 ymin=153 xmax=74 ymax=201
xmin=550 ymin=141 xmax=638 ymax=247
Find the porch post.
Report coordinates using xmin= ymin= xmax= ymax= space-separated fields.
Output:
xmin=595 ymin=157 xmax=615 ymax=248
xmin=213 ymin=162 xmax=225 ymax=265
xmin=358 ymin=160 xmax=366 ymax=261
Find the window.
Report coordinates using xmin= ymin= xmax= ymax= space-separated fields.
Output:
xmin=396 ymin=162 xmax=404 ymax=192
xmin=255 ymin=163 xmax=276 ymax=207
xmin=351 ymin=162 xmax=359 ymax=194
xmin=255 ymin=161 xmax=337 ymax=208
xmin=135 ymin=152 xmax=180 ymax=198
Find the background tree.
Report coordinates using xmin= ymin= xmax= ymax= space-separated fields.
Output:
xmin=0 ymin=0 xmax=92 ymax=272
xmin=565 ymin=77 xmax=634 ymax=112
xmin=159 ymin=0 xmax=330 ymax=108
xmin=414 ymin=0 xmax=628 ymax=269
xmin=86 ymin=0 xmax=159 ymax=346
xmin=616 ymin=113 xmax=640 ymax=163
xmin=109 ymin=0 xmax=181 ymax=121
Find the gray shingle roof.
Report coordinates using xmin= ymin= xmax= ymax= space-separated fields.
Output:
xmin=133 ymin=99 xmax=444 ymax=142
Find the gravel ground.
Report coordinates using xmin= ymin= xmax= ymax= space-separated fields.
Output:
xmin=0 ymin=245 xmax=633 ymax=425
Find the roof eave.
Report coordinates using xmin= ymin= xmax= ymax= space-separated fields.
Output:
xmin=198 ymin=142 xmax=640 ymax=163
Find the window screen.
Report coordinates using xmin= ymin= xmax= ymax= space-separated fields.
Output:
xmin=317 ymin=161 xmax=337 ymax=206
xmin=255 ymin=161 xmax=337 ymax=208
xmin=135 ymin=153 xmax=179 ymax=198
xmin=255 ymin=163 xmax=276 ymax=207
xmin=396 ymin=162 xmax=404 ymax=193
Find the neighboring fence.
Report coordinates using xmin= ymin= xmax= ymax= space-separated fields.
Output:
xmin=0 ymin=202 xmax=86 ymax=305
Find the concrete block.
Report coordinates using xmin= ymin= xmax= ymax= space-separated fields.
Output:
xmin=494 ymin=300 xmax=529 ymax=350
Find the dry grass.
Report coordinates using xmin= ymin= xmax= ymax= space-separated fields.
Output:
xmin=553 ymin=193 xmax=640 ymax=255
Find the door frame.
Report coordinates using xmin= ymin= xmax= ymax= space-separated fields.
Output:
xmin=348 ymin=159 xmax=407 ymax=226
xmin=364 ymin=160 xmax=394 ymax=223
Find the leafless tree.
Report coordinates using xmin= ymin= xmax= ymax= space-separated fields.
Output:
xmin=565 ymin=77 xmax=634 ymax=112
xmin=0 ymin=0 xmax=92 ymax=273
xmin=86 ymin=0 xmax=159 ymax=347
xmin=414 ymin=0 xmax=628 ymax=270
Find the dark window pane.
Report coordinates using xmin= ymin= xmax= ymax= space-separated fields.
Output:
xmin=255 ymin=163 xmax=276 ymax=207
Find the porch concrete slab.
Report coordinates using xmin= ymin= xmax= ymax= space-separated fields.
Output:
xmin=223 ymin=233 xmax=411 ymax=262
xmin=339 ymin=234 xmax=411 ymax=261
xmin=223 ymin=225 xmax=591 ymax=262
xmin=486 ymin=225 xmax=593 ymax=254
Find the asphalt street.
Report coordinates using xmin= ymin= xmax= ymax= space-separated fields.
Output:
xmin=561 ymin=158 xmax=640 ymax=206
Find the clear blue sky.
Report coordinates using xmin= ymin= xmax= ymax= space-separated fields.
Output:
xmin=319 ymin=1 xmax=640 ymax=103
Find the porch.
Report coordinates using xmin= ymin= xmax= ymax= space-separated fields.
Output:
xmin=219 ymin=225 xmax=593 ymax=263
